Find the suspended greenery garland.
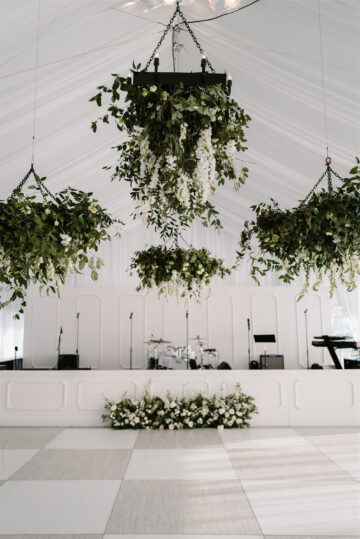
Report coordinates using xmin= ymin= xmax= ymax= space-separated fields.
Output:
xmin=0 ymin=170 xmax=121 ymax=317
xmin=91 ymin=76 xmax=250 ymax=241
xmin=236 ymin=159 xmax=360 ymax=299
xmin=130 ymin=245 xmax=230 ymax=301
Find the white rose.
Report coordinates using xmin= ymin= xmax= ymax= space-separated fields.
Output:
xmin=188 ymin=421 xmax=193 ymax=428
xmin=110 ymin=405 xmax=117 ymax=411
xmin=45 ymin=208 xmax=51 ymax=215
xmin=168 ymin=424 xmax=174 ymax=430
xmin=150 ymin=85 xmax=157 ymax=92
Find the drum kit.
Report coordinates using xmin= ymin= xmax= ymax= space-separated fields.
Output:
xmin=145 ymin=334 xmax=219 ymax=370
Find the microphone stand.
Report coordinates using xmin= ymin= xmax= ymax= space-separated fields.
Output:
xmin=129 ymin=312 xmax=133 ymax=370
xmin=304 ymin=308 xmax=310 ymax=369
xmin=247 ymin=318 xmax=251 ymax=367
xmin=76 ymin=312 xmax=80 ymax=355
xmin=186 ymin=310 xmax=189 ymax=369
xmin=57 ymin=327 xmax=63 ymax=367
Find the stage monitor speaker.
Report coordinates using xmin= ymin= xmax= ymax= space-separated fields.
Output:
xmin=344 ymin=358 xmax=360 ymax=369
xmin=58 ymin=354 xmax=79 ymax=370
xmin=259 ymin=354 xmax=284 ymax=369
xmin=217 ymin=361 xmax=231 ymax=370
xmin=249 ymin=360 xmax=260 ymax=369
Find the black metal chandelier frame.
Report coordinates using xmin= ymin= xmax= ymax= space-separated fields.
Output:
xmin=128 ymin=0 xmax=232 ymax=95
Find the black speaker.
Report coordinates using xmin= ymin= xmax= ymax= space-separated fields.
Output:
xmin=344 ymin=358 xmax=360 ymax=369
xmin=310 ymin=363 xmax=323 ymax=369
xmin=58 ymin=354 xmax=79 ymax=370
xmin=249 ymin=360 xmax=260 ymax=369
xmin=217 ymin=361 xmax=231 ymax=370
xmin=260 ymin=354 xmax=284 ymax=369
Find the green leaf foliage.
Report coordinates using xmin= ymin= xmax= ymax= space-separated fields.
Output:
xmin=130 ymin=245 xmax=231 ymax=301
xmin=91 ymin=75 xmax=251 ymax=241
xmin=236 ymin=160 xmax=360 ymax=298
xmin=0 ymin=180 xmax=123 ymax=314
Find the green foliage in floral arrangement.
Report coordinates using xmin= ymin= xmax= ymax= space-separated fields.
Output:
xmin=236 ymin=159 xmax=360 ymax=299
xmin=0 ymin=177 xmax=122 ymax=317
xmin=129 ymin=245 xmax=230 ymax=301
xmin=90 ymin=72 xmax=250 ymax=240
xmin=103 ymin=383 xmax=257 ymax=430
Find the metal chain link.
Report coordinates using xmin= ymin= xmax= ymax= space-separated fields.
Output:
xmin=7 ymin=165 xmax=57 ymax=203
xmin=144 ymin=5 xmax=180 ymax=71
xmin=144 ymin=1 xmax=215 ymax=73
xmin=302 ymin=164 xmax=344 ymax=203
xmin=176 ymin=6 xmax=215 ymax=73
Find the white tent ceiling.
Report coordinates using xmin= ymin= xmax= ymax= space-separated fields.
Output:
xmin=1 ymin=0 xmax=359 ymax=241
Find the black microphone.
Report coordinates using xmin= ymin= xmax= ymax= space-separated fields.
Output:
xmin=76 ymin=312 xmax=80 ymax=319
xmin=186 ymin=310 xmax=189 ymax=319
xmin=247 ymin=318 xmax=250 ymax=330
xmin=304 ymin=308 xmax=308 ymax=314
xmin=60 ymin=326 xmax=63 ymax=334
xmin=129 ymin=312 xmax=133 ymax=320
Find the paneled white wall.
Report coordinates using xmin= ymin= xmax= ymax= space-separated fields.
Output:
xmin=23 ymin=285 xmax=332 ymax=370
xmin=1 ymin=370 xmax=359 ymax=427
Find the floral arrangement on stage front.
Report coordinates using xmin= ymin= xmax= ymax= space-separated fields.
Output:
xmin=236 ymin=159 xmax=360 ymax=299
xmin=129 ymin=245 xmax=230 ymax=300
xmin=103 ymin=383 xmax=257 ymax=430
xmin=0 ymin=176 xmax=121 ymax=317
xmin=90 ymin=74 xmax=250 ymax=240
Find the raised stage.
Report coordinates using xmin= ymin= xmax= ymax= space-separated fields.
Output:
xmin=0 ymin=369 xmax=359 ymax=427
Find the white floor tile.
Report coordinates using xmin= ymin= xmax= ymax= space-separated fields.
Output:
xmin=104 ymin=535 xmax=264 ymax=538
xmin=0 ymin=449 xmax=38 ymax=480
xmin=317 ymin=446 xmax=360 ymax=480
xmin=45 ymin=428 xmax=138 ymax=449
xmin=125 ymin=448 xmax=237 ymax=480
xmin=0 ymin=480 xmax=121 ymax=534
xmin=242 ymin=480 xmax=360 ymax=535
xmin=219 ymin=428 xmax=311 ymax=449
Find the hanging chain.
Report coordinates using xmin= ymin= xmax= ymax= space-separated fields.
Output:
xmin=7 ymin=165 xmax=57 ymax=203
xmin=175 ymin=7 xmax=215 ymax=73
xmin=144 ymin=5 xmax=180 ymax=71
xmin=144 ymin=1 xmax=215 ymax=73
xmin=302 ymin=163 xmax=344 ymax=203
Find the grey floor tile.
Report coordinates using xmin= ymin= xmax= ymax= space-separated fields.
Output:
xmin=135 ymin=428 xmax=222 ymax=449
xmin=227 ymin=446 xmax=353 ymax=480
xmin=11 ymin=449 xmax=132 ymax=480
xmin=294 ymin=427 xmax=360 ymax=436
xmin=0 ymin=428 xmax=62 ymax=449
xmin=106 ymin=479 xmax=262 ymax=535
xmin=0 ymin=536 xmax=103 ymax=538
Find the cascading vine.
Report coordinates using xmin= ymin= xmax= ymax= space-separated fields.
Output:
xmin=91 ymin=79 xmax=250 ymax=242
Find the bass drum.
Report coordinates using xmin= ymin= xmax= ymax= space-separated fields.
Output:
xmin=166 ymin=357 xmax=187 ymax=370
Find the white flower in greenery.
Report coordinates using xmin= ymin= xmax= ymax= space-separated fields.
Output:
xmin=60 ymin=234 xmax=71 ymax=246
xmin=89 ymin=202 xmax=98 ymax=214
xmin=44 ymin=208 xmax=51 ymax=215
xmin=150 ymin=85 xmax=157 ymax=92
xmin=110 ymin=404 xmax=117 ymax=411
xmin=188 ymin=421 xmax=194 ymax=428
xmin=169 ymin=401 xmax=176 ymax=408
xmin=219 ymin=408 xmax=225 ymax=415
xmin=54 ymin=220 xmax=59 ymax=226
xmin=166 ymin=155 xmax=177 ymax=171
xmin=168 ymin=424 xmax=175 ymax=430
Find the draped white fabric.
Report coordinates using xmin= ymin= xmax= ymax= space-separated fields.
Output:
xmin=0 ymin=292 xmax=24 ymax=359
xmin=0 ymin=0 xmax=359 ymax=350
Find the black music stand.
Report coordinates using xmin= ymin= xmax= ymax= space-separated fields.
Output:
xmin=254 ymin=334 xmax=276 ymax=356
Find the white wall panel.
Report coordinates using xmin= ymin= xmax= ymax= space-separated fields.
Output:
xmin=119 ymin=295 xmax=145 ymax=369
xmin=23 ymin=285 xmax=332 ymax=370
xmin=1 ymin=371 xmax=359 ymax=427
xmin=31 ymin=296 xmax=58 ymax=368
xmin=76 ymin=295 xmax=102 ymax=368
xmin=6 ymin=381 xmax=65 ymax=410
xmin=208 ymin=294 xmax=234 ymax=365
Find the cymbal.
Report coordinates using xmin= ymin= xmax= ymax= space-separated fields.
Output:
xmin=144 ymin=338 xmax=172 ymax=344
xmin=157 ymin=338 xmax=172 ymax=344
xmin=191 ymin=335 xmax=206 ymax=341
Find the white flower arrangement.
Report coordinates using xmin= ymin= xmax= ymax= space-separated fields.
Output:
xmin=103 ymin=383 xmax=257 ymax=430
xmin=91 ymin=78 xmax=250 ymax=241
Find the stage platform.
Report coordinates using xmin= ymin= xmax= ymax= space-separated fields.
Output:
xmin=1 ymin=369 xmax=359 ymax=427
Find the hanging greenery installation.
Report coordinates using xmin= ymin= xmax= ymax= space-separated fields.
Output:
xmin=236 ymin=158 xmax=360 ymax=298
xmin=0 ymin=170 xmax=121 ymax=317
xmin=130 ymin=245 xmax=230 ymax=301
